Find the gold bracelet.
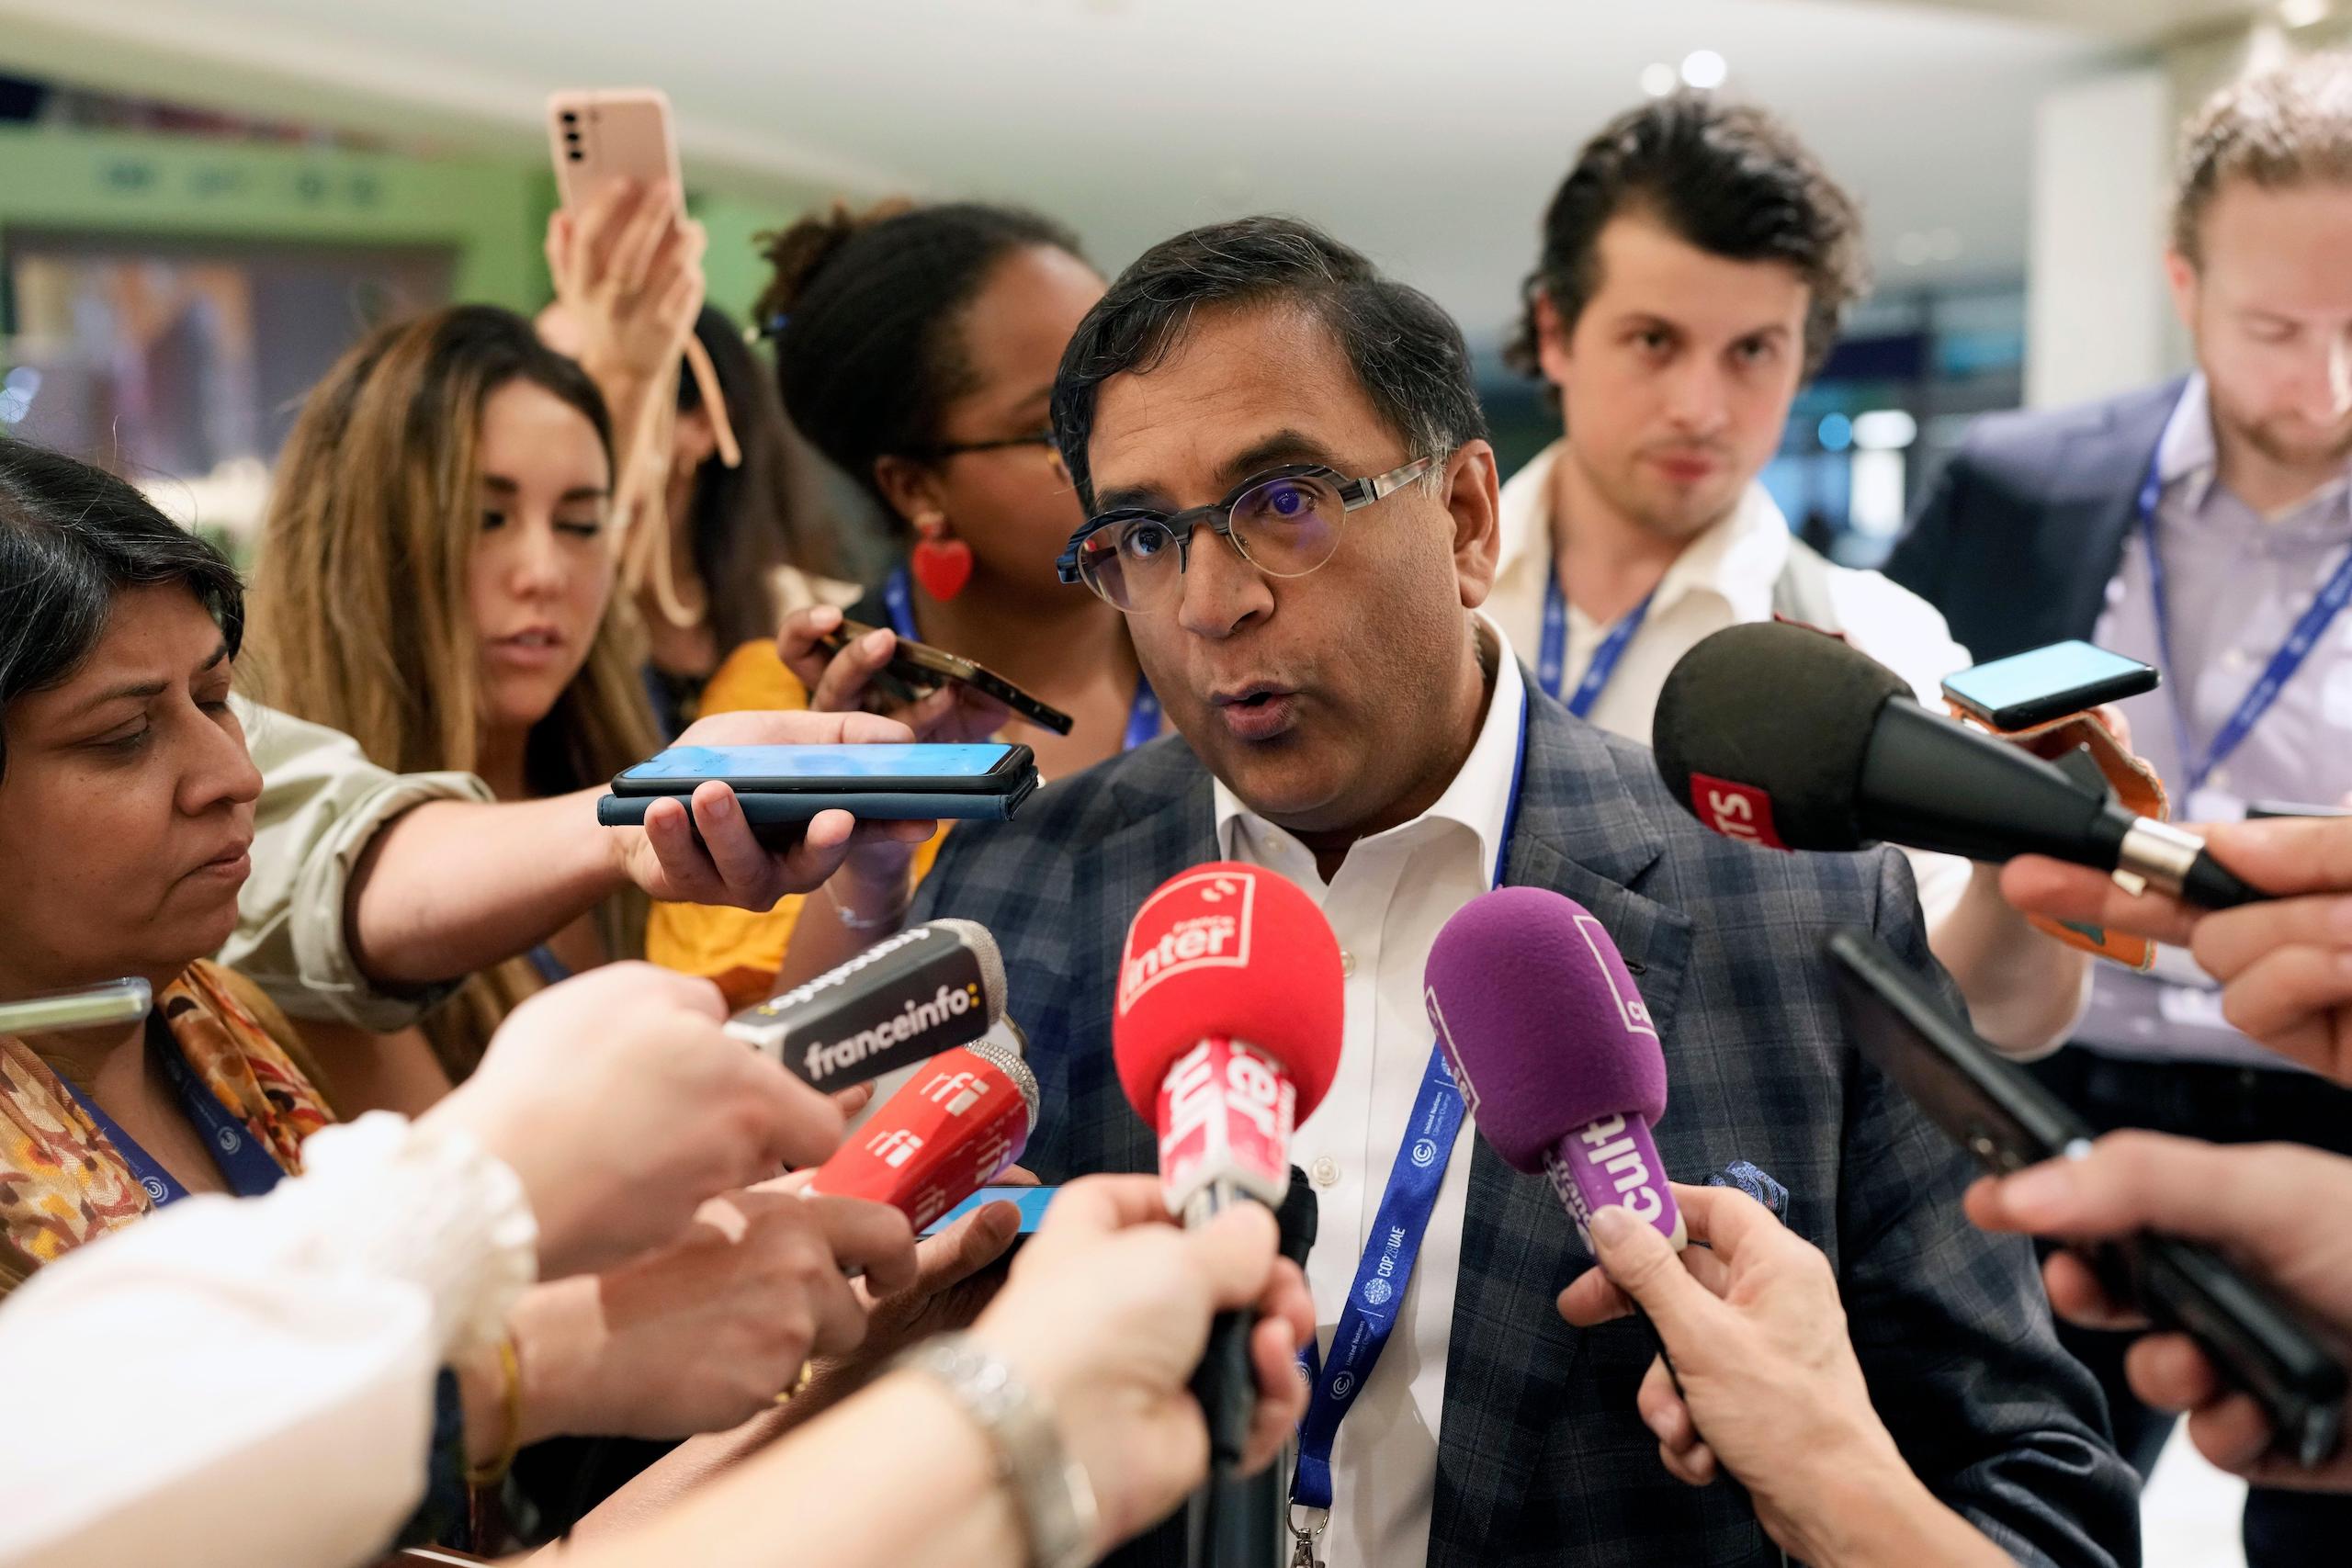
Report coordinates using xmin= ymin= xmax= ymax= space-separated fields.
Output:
xmin=465 ymin=1334 xmax=525 ymax=1487
xmin=772 ymin=1359 xmax=816 ymax=1406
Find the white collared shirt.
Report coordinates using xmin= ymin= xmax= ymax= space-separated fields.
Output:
xmin=1212 ymin=620 xmax=1525 ymax=1568
xmin=1488 ymin=441 xmax=1975 ymax=934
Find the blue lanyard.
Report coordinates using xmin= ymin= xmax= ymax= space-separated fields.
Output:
xmin=1538 ymin=573 xmax=1655 ymax=719
xmin=2134 ymin=447 xmax=2352 ymax=794
xmin=884 ymin=565 xmax=1160 ymax=752
xmin=62 ymin=1017 xmax=288 ymax=1206
xmin=1289 ymin=681 xmax=1532 ymax=1517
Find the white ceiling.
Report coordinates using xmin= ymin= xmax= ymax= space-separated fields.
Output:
xmin=1914 ymin=0 xmax=2271 ymax=45
xmin=0 ymin=0 xmax=2132 ymax=339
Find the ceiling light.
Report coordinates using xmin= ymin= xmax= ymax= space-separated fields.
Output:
xmin=1853 ymin=410 xmax=1918 ymax=451
xmin=1639 ymin=62 xmax=1678 ymax=97
xmin=1679 ymin=51 xmax=1728 ymax=91
xmin=2279 ymin=0 xmax=2329 ymax=28
xmin=1894 ymin=231 xmax=1932 ymax=267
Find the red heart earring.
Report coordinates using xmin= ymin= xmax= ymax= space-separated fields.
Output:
xmin=910 ymin=517 xmax=974 ymax=602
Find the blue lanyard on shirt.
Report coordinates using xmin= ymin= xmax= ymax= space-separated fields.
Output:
xmin=62 ymin=1016 xmax=288 ymax=1206
xmin=1537 ymin=573 xmax=1655 ymax=720
xmin=884 ymin=565 xmax=1161 ymax=752
xmin=1288 ymin=681 xmax=1532 ymax=1518
xmin=2134 ymin=446 xmax=2352 ymax=793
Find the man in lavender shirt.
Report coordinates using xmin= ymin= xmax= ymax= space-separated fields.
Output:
xmin=1888 ymin=51 xmax=2352 ymax=1565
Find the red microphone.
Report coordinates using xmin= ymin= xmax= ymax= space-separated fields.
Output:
xmin=806 ymin=1036 xmax=1039 ymax=1230
xmin=1113 ymin=863 xmax=1343 ymax=1470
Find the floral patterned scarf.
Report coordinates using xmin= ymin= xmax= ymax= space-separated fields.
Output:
xmin=0 ymin=961 xmax=334 ymax=1291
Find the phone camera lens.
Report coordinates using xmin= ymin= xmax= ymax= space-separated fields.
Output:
xmin=560 ymin=110 xmax=578 ymax=123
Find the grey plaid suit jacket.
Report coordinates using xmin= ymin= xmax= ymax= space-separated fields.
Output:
xmin=911 ymin=680 xmax=2138 ymax=1568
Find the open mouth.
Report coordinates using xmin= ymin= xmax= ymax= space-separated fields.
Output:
xmin=1210 ymin=685 xmax=1299 ymax=741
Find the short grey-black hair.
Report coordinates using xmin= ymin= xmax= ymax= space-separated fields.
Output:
xmin=1050 ymin=216 xmax=1487 ymax=511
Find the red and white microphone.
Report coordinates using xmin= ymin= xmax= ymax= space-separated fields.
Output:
xmin=1112 ymin=862 xmax=1343 ymax=1468
xmin=806 ymin=1033 xmax=1039 ymax=1231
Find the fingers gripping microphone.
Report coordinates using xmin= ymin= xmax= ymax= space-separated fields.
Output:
xmin=726 ymin=919 xmax=1010 ymax=1091
xmin=1114 ymin=863 xmax=1343 ymax=1482
xmin=1653 ymin=622 xmax=2263 ymax=909
xmin=804 ymin=1037 xmax=1039 ymax=1229
xmin=1424 ymin=886 xmax=1686 ymax=1250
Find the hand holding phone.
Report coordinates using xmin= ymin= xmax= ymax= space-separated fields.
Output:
xmin=1941 ymin=640 xmax=2159 ymax=734
xmin=1828 ymin=929 xmax=2348 ymax=1467
xmin=814 ymin=618 xmax=1074 ymax=737
xmin=777 ymin=606 xmax=1018 ymax=748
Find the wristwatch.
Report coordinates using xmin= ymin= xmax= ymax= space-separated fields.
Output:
xmin=895 ymin=1334 xmax=1100 ymax=1568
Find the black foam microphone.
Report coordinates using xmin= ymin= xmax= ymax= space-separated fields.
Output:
xmin=1652 ymin=622 xmax=2262 ymax=908
xmin=724 ymin=919 xmax=1009 ymax=1092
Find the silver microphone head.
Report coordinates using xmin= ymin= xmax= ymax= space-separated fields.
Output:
xmin=932 ymin=918 xmax=1009 ymax=1026
xmin=962 ymin=1032 xmax=1040 ymax=1131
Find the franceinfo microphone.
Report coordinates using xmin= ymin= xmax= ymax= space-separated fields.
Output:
xmin=726 ymin=919 xmax=1008 ymax=1092
xmin=1424 ymin=886 xmax=1686 ymax=1250
xmin=1114 ymin=863 xmax=1343 ymax=1471
xmin=1653 ymin=622 xmax=2263 ymax=909
xmin=804 ymin=1036 xmax=1038 ymax=1230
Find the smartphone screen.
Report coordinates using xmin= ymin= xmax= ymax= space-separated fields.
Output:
xmin=616 ymin=743 xmax=1014 ymax=786
xmin=922 ymin=1185 xmax=1058 ymax=1236
xmin=1942 ymin=640 xmax=2157 ymax=729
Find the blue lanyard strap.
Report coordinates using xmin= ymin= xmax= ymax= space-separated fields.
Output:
xmin=1290 ymin=681 xmax=1532 ymax=1515
xmin=1538 ymin=573 xmax=1655 ymax=719
xmin=885 ymin=565 xmax=1160 ymax=754
xmin=2135 ymin=455 xmax=2352 ymax=793
xmin=62 ymin=1016 xmax=288 ymax=1206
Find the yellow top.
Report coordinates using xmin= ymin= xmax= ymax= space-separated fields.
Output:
xmin=644 ymin=639 xmax=946 ymax=1010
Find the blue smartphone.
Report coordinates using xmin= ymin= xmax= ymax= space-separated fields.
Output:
xmin=1940 ymin=640 xmax=2157 ymax=732
xmin=611 ymin=742 xmax=1026 ymax=796
xmin=921 ymin=1184 xmax=1059 ymax=1236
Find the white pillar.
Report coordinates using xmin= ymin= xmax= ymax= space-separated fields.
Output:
xmin=2025 ymin=69 xmax=2174 ymax=410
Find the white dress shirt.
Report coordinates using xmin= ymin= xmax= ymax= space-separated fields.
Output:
xmin=0 ymin=1112 xmax=537 ymax=1568
xmin=1488 ymin=441 xmax=1976 ymax=933
xmin=1214 ymin=622 xmax=1525 ymax=1568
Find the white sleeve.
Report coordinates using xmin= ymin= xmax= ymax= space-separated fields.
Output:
xmin=0 ymin=1113 xmax=537 ymax=1568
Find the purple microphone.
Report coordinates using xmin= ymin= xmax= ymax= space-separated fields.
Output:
xmin=1424 ymin=886 xmax=1687 ymax=1251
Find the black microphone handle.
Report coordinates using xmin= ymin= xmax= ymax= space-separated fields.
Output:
xmin=2183 ymin=850 xmax=2265 ymax=910
xmin=1193 ymin=1306 xmax=1258 ymax=1468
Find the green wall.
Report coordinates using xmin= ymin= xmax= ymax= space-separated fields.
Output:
xmin=0 ymin=122 xmax=809 ymax=322
xmin=0 ymin=122 xmax=548 ymax=306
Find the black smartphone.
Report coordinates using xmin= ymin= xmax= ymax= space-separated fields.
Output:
xmin=816 ymin=618 xmax=1074 ymax=737
xmin=1826 ymin=927 xmax=2347 ymax=1467
xmin=1940 ymin=640 xmax=2159 ymax=732
xmin=610 ymin=741 xmax=1034 ymax=798
xmin=2246 ymin=801 xmax=2352 ymax=820
xmin=596 ymin=776 xmax=1038 ymax=846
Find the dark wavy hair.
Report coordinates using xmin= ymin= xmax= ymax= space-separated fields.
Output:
xmin=0 ymin=437 xmax=245 ymax=784
xmin=752 ymin=200 xmax=1087 ymax=532
xmin=673 ymin=306 xmax=840 ymax=649
xmin=1509 ymin=93 xmax=1867 ymax=397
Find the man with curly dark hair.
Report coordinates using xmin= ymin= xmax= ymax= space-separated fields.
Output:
xmin=1493 ymin=93 xmax=2091 ymax=1059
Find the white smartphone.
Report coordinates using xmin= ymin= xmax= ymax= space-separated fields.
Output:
xmin=547 ymin=88 xmax=683 ymax=213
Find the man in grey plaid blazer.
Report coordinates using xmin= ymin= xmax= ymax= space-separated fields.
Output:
xmin=838 ymin=217 xmax=2138 ymax=1565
